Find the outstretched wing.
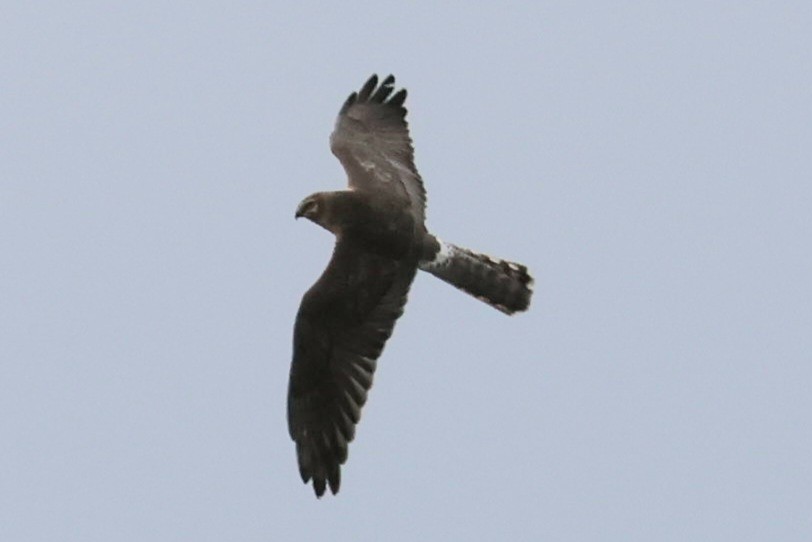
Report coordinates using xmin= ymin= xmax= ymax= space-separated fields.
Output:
xmin=287 ymin=239 xmax=417 ymax=497
xmin=330 ymin=74 xmax=427 ymax=225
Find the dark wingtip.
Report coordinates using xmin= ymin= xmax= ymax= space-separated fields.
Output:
xmin=313 ymin=477 xmax=327 ymax=498
xmin=297 ymin=441 xmax=343 ymax=498
xmin=344 ymin=74 xmax=407 ymax=112
xmin=371 ymin=74 xmax=396 ymax=103
xmin=339 ymin=91 xmax=358 ymax=115
xmin=389 ymin=88 xmax=407 ymax=107
xmin=308 ymin=467 xmax=340 ymax=498
xmin=328 ymin=467 xmax=341 ymax=495
xmin=357 ymin=74 xmax=378 ymax=102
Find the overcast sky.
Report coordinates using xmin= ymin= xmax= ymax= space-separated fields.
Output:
xmin=2 ymin=2 xmax=811 ymax=540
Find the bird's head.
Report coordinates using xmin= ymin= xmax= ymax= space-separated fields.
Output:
xmin=296 ymin=192 xmax=338 ymax=234
xmin=295 ymin=194 xmax=321 ymax=221
xmin=295 ymin=191 xmax=357 ymax=235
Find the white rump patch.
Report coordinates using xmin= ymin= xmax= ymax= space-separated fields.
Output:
xmin=421 ymin=237 xmax=455 ymax=271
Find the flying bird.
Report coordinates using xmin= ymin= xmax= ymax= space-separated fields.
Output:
xmin=289 ymin=75 xmax=533 ymax=497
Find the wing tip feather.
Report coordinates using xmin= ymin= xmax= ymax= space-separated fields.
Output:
xmin=357 ymin=74 xmax=378 ymax=102
xmin=341 ymin=73 xmax=408 ymax=114
xmin=339 ymin=91 xmax=358 ymax=114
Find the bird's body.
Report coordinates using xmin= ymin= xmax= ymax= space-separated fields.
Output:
xmin=288 ymin=75 xmax=533 ymax=497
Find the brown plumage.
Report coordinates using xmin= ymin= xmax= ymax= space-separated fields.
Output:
xmin=289 ymin=75 xmax=534 ymax=497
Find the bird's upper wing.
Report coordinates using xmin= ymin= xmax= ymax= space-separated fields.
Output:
xmin=287 ymin=238 xmax=417 ymax=497
xmin=330 ymin=74 xmax=427 ymax=225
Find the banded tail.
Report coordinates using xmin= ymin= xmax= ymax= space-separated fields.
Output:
xmin=419 ymin=238 xmax=533 ymax=315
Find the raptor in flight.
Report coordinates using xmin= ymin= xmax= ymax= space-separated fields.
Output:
xmin=289 ymin=75 xmax=533 ymax=497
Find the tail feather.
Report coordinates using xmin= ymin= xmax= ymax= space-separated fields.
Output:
xmin=419 ymin=238 xmax=533 ymax=314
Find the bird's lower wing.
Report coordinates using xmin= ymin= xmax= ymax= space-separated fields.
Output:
xmin=287 ymin=241 xmax=417 ymax=497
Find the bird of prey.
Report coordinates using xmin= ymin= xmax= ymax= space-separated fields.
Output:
xmin=289 ymin=75 xmax=533 ymax=497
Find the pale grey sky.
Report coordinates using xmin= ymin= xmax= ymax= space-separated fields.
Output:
xmin=2 ymin=2 xmax=810 ymax=540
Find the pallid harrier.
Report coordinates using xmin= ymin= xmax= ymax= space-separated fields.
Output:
xmin=289 ymin=75 xmax=533 ymax=497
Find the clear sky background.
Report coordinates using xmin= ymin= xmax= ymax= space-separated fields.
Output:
xmin=2 ymin=2 xmax=810 ymax=540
